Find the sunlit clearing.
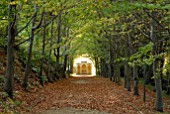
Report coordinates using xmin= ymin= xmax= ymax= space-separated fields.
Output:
xmin=72 ymin=54 xmax=96 ymax=77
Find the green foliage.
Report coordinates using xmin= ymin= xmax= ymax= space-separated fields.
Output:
xmin=129 ymin=42 xmax=154 ymax=67
xmin=0 ymin=17 xmax=7 ymax=47
xmin=0 ymin=92 xmax=22 ymax=113
xmin=41 ymin=75 xmax=47 ymax=84
xmin=14 ymin=100 xmax=22 ymax=106
xmin=18 ymin=48 xmax=28 ymax=64
xmin=163 ymin=54 xmax=170 ymax=77
xmin=0 ymin=74 xmax=4 ymax=86
xmin=32 ymin=67 xmax=40 ymax=73
xmin=2 ymin=92 xmax=9 ymax=98
xmin=114 ymin=57 xmax=127 ymax=63
xmin=0 ymin=1 xmax=169 ymax=114
xmin=132 ymin=1 xmax=170 ymax=10
xmin=0 ymin=1 xmax=7 ymax=20
xmin=152 ymin=68 xmax=162 ymax=79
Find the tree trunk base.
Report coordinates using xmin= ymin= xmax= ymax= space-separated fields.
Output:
xmin=167 ymin=88 xmax=170 ymax=95
xmin=153 ymin=107 xmax=163 ymax=112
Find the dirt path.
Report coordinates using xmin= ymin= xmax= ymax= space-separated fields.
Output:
xmin=20 ymin=77 xmax=170 ymax=114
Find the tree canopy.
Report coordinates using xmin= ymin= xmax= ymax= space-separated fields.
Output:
xmin=0 ymin=0 xmax=170 ymax=112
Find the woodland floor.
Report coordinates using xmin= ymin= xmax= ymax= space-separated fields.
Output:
xmin=16 ymin=76 xmax=170 ymax=114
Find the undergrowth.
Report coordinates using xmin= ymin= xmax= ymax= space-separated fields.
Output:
xmin=0 ymin=92 xmax=23 ymax=114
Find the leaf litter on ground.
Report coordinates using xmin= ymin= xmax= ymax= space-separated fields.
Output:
xmin=16 ymin=77 xmax=170 ymax=114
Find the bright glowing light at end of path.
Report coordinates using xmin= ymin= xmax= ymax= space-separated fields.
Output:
xmin=72 ymin=55 xmax=96 ymax=76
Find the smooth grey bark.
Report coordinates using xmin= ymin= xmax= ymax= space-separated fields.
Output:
xmin=109 ymin=38 xmax=114 ymax=81
xmin=145 ymin=64 xmax=153 ymax=84
xmin=124 ymin=34 xmax=131 ymax=91
xmin=100 ymin=58 xmax=104 ymax=77
xmin=153 ymin=59 xmax=163 ymax=112
xmin=167 ymin=73 xmax=170 ymax=95
xmin=47 ymin=21 xmax=54 ymax=82
xmin=62 ymin=47 xmax=67 ymax=78
xmin=115 ymin=42 xmax=121 ymax=85
xmin=57 ymin=10 xmax=62 ymax=62
xmin=4 ymin=0 xmax=16 ymax=98
xmin=107 ymin=63 xmax=111 ymax=79
xmin=62 ymin=27 xmax=69 ymax=78
xmin=94 ymin=57 xmax=99 ymax=76
xmin=54 ymin=10 xmax=62 ymax=79
xmin=67 ymin=55 xmax=71 ymax=75
xmin=54 ymin=49 xmax=59 ymax=80
xmin=150 ymin=12 xmax=163 ymax=112
xmin=115 ymin=64 xmax=121 ymax=84
xmin=100 ymin=58 xmax=108 ymax=78
xmin=124 ymin=62 xmax=130 ymax=90
xmin=69 ymin=57 xmax=73 ymax=74
xmin=127 ymin=34 xmax=131 ymax=91
xmin=133 ymin=66 xmax=139 ymax=95
xmin=22 ymin=5 xmax=39 ymax=89
xmin=143 ymin=64 xmax=147 ymax=102
xmin=39 ymin=13 xmax=46 ymax=86
xmin=23 ymin=4 xmax=44 ymax=89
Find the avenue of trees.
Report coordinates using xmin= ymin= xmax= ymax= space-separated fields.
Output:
xmin=0 ymin=0 xmax=170 ymax=112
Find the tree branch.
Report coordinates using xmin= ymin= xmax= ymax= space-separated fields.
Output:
xmin=33 ymin=11 xmax=44 ymax=30
xmin=15 ymin=12 xmax=36 ymax=36
xmin=136 ymin=28 xmax=153 ymax=42
xmin=39 ymin=14 xmax=58 ymax=28
xmin=156 ymin=35 xmax=170 ymax=45
xmin=144 ymin=10 xmax=170 ymax=35
xmin=14 ymin=29 xmax=41 ymax=47
xmin=15 ymin=37 xmax=31 ymax=47
xmin=54 ymin=49 xmax=58 ymax=57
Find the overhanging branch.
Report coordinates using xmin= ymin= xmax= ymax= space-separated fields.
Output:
xmin=15 ymin=12 xmax=36 ymax=36
xmin=144 ymin=10 xmax=170 ymax=35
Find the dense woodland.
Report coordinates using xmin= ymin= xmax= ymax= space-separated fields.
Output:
xmin=0 ymin=0 xmax=170 ymax=113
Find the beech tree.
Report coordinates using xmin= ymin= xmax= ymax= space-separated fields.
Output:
xmin=1 ymin=0 xmax=169 ymax=112
xmin=22 ymin=3 xmax=43 ymax=89
xmin=4 ymin=0 xmax=17 ymax=98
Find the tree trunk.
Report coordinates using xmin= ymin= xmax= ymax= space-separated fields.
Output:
xmin=143 ymin=64 xmax=147 ymax=102
xmin=124 ymin=34 xmax=131 ymax=91
xmin=133 ymin=66 xmax=139 ymax=95
xmin=4 ymin=0 xmax=16 ymax=98
xmin=115 ymin=42 xmax=120 ymax=84
xmin=95 ymin=57 xmax=99 ymax=76
xmin=47 ymin=21 xmax=54 ymax=82
xmin=150 ymin=12 xmax=163 ymax=112
xmin=54 ymin=49 xmax=59 ymax=80
xmin=54 ymin=10 xmax=62 ymax=79
xmin=62 ymin=47 xmax=68 ymax=78
xmin=100 ymin=59 xmax=103 ymax=77
xmin=69 ymin=57 xmax=73 ymax=74
xmin=145 ymin=64 xmax=153 ymax=85
xmin=62 ymin=27 xmax=69 ymax=78
xmin=22 ymin=5 xmax=37 ymax=90
xmin=108 ymin=63 xmax=111 ymax=79
xmin=153 ymin=59 xmax=163 ymax=112
xmin=100 ymin=58 xmax=108 ymax=78
xmin=100 ymin=58 xmax=105 ymax=77
xmin=124 ymin=62 xmax=131 ymax=91
xmin=124 ymin=63 xmax=127 ymax=88
xmin=115 ymin=65 xmax=121 ymax=85
xmin=39 ymin=14 xmax=46 ymax=86
xmin=167 ymin=73 xmax=170 ymax=95
xmin=57 ymin=10 xmax=62 ymax=64
xmin=109 ymin=39 xmax=114 ymax=80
